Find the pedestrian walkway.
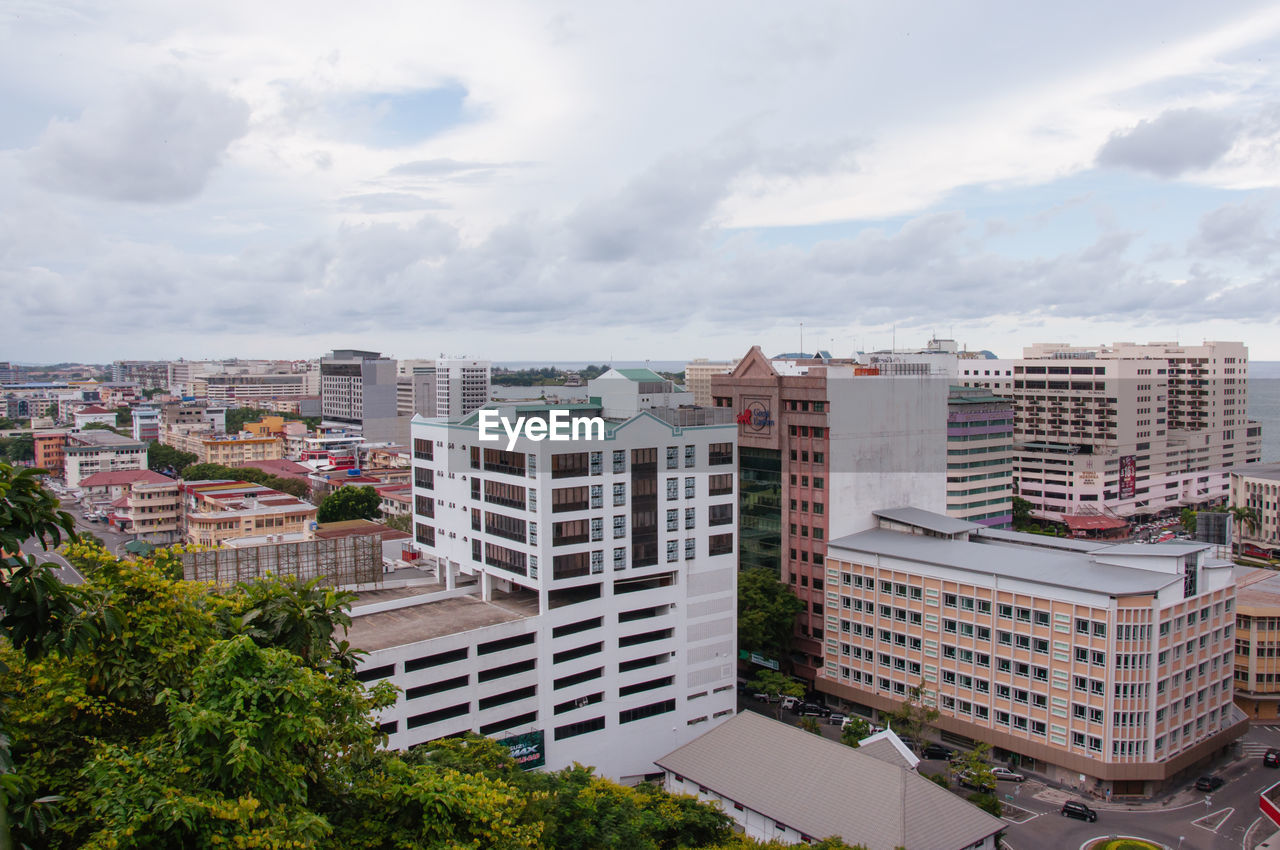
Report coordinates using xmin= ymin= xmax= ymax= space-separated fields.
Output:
xmin=1242 ymin=741 xmax=1275 ymax=756
xmin=1033 ymin=783 xmax=1203 ymax=812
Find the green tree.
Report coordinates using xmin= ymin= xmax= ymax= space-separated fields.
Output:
xmin=146 ymin=443 xmax=197 ymax=476
xmin=382 ymin=513 xmax=411 ymax=533
xmin=1231 ymin=504 xmax=1261 ymax=556
xmin=113 ymin=407 xmax=131 ymax=428
xmin=738 ymin=568 xmax=804 ymax=663
xmin=233 ymin=576 xmax=360 ymax=671
xmin=748 ymin=669 xmax=804 ymax=719
xmin=839 ymin=717 xmax=871 ymax=748
xmin=0 ymin=435 xmax=33 ymax=465
xmin=1011 ymin=496 xmax=1033 ymax=529
xmin=1180 ymin=508 xmax=1197 ymax=535
xmin=887 ymin=680 xmax=939 ymax=752
xmin=317 ymin=485 xmax=381 ymax=523
xmin=798 ymin=717 xmax=822 ymax=735
xmin=953 ymin=741 xmax=996 ymax=794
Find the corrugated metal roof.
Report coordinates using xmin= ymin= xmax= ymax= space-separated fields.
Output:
xmin=655 ymin=712 xmax=1003 ymax=850
xmin=872 ymin=507 xmax=980 ymax=535
xmin=829 ymin=528 xmax=1181 ymax=595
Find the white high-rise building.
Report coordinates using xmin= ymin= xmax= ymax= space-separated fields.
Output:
xmin=434 ymin=358 xmax=491 ymax=419
xmin=350 ymin=370 xmax=739 ymax=780
xmin=959 ymin=341 xmax=1262 ymax=523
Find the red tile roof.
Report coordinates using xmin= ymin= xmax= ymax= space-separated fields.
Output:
xmin=232 ymin=459 xmax=312 ymax=480
xmin=1062 ymin=514 xmax=1129 ymax=531
xmin=314 ymin=519 xmax=411 ymax=542
xmin=77 ymin=405 xmax=114 ymax=414
xmin=79 ymin=469 xmax=171 ymax=488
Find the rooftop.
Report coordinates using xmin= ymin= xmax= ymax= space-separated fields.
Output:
xmin=830 ymin=526 xmax=1198 ymax=596
xmin=315 ymin=519 xmax=411 ymax=542
xmin=655 ymin=711 xmax=1003 ymax=850
xmin=855 ymin=729 xmax=920 ymax=772
xmin=1235 ymin=567 xmax=1280 ymax=611
xmin=1232 ymin=462 xmax=1280 ymax=482
xmin=79 ymin=469 xmax=172 ymax=488
xmin=872 ymin=507 xmax=979 ymax=536
xmin=345 ymin=588 xmax=539 ymax=652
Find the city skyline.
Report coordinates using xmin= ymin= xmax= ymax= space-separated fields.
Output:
xmin=4 ymin=2 xmax=1280 ymax=361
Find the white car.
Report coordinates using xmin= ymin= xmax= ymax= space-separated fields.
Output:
xmin=991 ymin=766 xmax=1025 ymax=782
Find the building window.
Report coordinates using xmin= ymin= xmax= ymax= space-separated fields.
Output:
xmin=613 ymin=450 xmax=626 ymax=474
xmin=684 ymin=445 xmax=696 ymax=467
xmin=667 ymin=509 xmax=679 ymax=532
xmin=613 ymin=515 xmax=626 ymax=538
xmin=685 ymin=477 xmax=696 ymax=498
xmin=708 ymin=534 xmax=733 ymax=556
xmin=667 ymin=478 xmax=679 ymax=500
xmin=666 ymin=540 xmax=679 ymax=562
xmin=667 ymin=446 xmax=679 ymax=469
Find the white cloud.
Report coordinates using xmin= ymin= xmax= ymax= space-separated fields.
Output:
xmin=26 ymin=72 xmax=249 ymax=202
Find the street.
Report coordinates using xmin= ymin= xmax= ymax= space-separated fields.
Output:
xmin=740 ymin=696 xmax=1280 ymax=849
xmin=998 ymin=725 xmax=1280 ymax=850
xmin=19 ymin=493 xmax=137 ymax=586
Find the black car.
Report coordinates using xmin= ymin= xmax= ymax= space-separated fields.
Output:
xmin=921 ymin=743 xmax=954 ymax=760
xmin=796 ymin=702 xmax=831 ymax=717
xmin=1266 ymin=749 xmax=1280 ymax=768
xmin=1060 ymin=801 xmax=1097 ymax=822
xmin=1195 ymin=774 xmax=1225 ymax=792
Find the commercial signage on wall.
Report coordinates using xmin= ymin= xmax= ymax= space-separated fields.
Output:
xmin=1119 ymin=455 xmax=1136 ymax=500
xmin=500 ymin=730 xmax=546 ymax=770
xmin=736 ymin=400 xmax=774 ymax=432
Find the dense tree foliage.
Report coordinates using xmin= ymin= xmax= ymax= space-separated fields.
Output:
xmin=146 ymin=443 xmax=198 ymax=476
xmin=737 ymin=568 xmax=804 ymax=663
xmin=0 ymin=435 xmax=33 ymax=464
xmin=2 ymin=474 xmax=881 ymax=849
xmin=181 ymin=463 xmax=311 ymax=500
xmin=317 ymin=485 xmax=381 ymax=523
xmin=839 ymin=717 xmax=871 ymax=748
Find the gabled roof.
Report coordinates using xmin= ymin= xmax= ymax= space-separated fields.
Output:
xmin=79 ymin=469 xmax=171 ymax=488
xmin=656 ymin=712 xmax=1003 ymax=850
xmin=856 ymin=728 xmax=920 ymax=771
xmin=615 ymin=367 xmax=667 ymax=382
xmin=726 ymin=346 xmax=779 ymax=379
xmin=76 ymin=405 xmax=114 ymax=414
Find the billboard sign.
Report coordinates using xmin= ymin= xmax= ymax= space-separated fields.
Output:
xmin=1119 ymin=455 xmax=1136 ymax=500
xmin=501 ymin=730 xmax=545 ymax=770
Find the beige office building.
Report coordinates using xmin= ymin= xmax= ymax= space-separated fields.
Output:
xmin=821 ymin=507 xmax=1244 ymax=796
xmin=959 ymin=341 xmax=1262 ymax=522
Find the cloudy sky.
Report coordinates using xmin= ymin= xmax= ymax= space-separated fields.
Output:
xmin=4 ymin=1 xmax=1280 ymax=364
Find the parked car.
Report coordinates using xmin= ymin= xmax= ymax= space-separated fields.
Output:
xmin=991 ymin=766 xmax=1025 ymax=782
xmin=921 ymin=743 xmax=954 ymax=760
xmin=780 ymin=696 xmax=800 ymax=711
xmin=1265 ymin=748 xmax=1280 ymax=768
xmin=1060 ymin=801 xmax=1097 ymax=822
xmin=796 ymin=702 xmax=831 ymax=717
xmin=955 ymin=770 xmax=996 ymax=793
xmin=1194 ymin=774 xmax=1225 ymax=792
xmin=828 ymin=712 xmax=847 ymax=726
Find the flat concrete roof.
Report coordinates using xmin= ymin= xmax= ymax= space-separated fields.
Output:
xmin=1232 ymin=462 xmax=1280 ymax=482
xmin=346 ymin=590 xmax=539 ymax=652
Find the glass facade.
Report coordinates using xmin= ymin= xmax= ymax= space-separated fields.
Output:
xmin=739 ymin=446 xmax=782 ymax=574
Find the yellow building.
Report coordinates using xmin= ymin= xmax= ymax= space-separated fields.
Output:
xmin=243 ymin=416 xmax=286 ymax=437
xmin=1234 ymin=567 xmax=1280 ymax=720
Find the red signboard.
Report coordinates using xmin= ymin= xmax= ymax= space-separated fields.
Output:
xmin=1119 ymin=455 xmax=1136 ymax=500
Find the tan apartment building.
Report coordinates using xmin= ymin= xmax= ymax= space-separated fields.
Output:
xmin=1233 ymin=567 xmax=1280 ymax=720
xmin=166 ymin=433 xmax=285 ymax=466
xmin=959 ymin=341 xmax=1262 ymax=523
xmin=684 ymin=358 xmax=738 ymax=406
xmin=1231 ymin=462 xmax=1280 ymax=556
xmin=822 ymin=507 xmax=1244 ymax=796
xmin=182 ymin=479 xmax=317 ymax=547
